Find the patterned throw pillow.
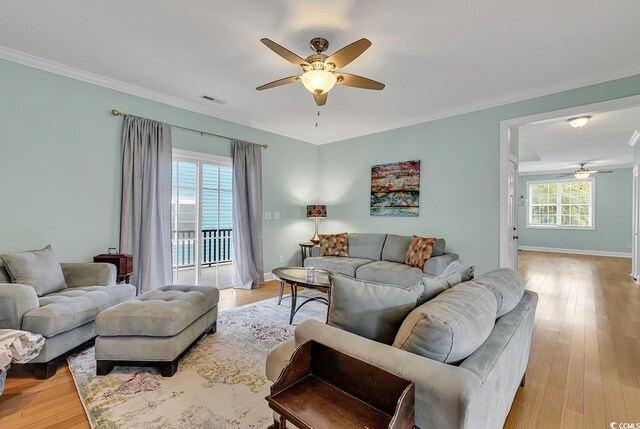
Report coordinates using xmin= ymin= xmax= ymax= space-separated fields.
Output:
xmin=405 ymin=235 xmax=436 ymax=269
xmin=319 ymin=233 xmax=349 ymax=257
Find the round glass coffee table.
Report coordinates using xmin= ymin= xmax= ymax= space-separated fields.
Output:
xmin=272 ymin=267 xmax=331 ymax=324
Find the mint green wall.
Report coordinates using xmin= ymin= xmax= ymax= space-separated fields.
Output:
xmin=0 ymin=58 xmax=319 ymax=272
xmin=3 ymin=56 xmax=640 ymax=275
xmin=317 ymin=74 xmax=640 ymax=273
xmin=516 ymin=170 xmax=632 ymax=253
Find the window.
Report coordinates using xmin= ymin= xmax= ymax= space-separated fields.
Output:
xmin=171 ymin=149 xmax=234 ymax=288
xmin=526 ymin=178 xmax=594 ymax=229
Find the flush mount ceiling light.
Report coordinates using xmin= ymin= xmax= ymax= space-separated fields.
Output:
xmin=567 ymin=116 xmax=591 ymax=128
xmin=256 ymin=37 xmax=385 ymax=106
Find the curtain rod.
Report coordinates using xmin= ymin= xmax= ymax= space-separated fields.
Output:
xmin=111 ymin=109 xmax=268 ymax=149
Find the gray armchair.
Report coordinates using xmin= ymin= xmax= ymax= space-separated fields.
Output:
xmin=0 ymin=261 xmax=135 ymax=378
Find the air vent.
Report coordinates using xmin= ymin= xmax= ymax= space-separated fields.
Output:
xmin=201 ymin=95 xmax=227 ymax=105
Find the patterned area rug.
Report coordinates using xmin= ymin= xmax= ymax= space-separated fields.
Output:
xmin=68 ymin=292 xmax=327 ymax=428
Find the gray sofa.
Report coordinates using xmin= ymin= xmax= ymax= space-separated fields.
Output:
xmin=0 ymin=260 xmax=135 ymax=378
xmin=267 ymin=269 xmax=538 ymax=429
xmin=304 ymin=233 xmax=459 ymax=286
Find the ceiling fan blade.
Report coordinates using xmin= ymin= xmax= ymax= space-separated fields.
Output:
xmin=557 ymin=173 xmax=575 ymax=177
xmin=336 ymin=73 xmax=385 ymax=90
xmin=590 ymin=170 xmax=613 ymax=174
xmin=326 ymin=38 xmax=372 ymax=70
xmin=313 ymin=92 xmax=328 ymax=106
xmin=260 ymin=38 xmax=309 ymax=68
xmin=256 ymin=75 xmax=300 ymax=91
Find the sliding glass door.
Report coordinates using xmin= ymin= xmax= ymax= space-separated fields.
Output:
xmin=200 ymin=162 xmax=234 ymax=287
xmin=171 ymin=152 xmax=234 ymax=288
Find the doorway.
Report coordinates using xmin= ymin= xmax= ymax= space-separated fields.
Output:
xmin=507 ymin=158 xmax=519 ymax=269
xmin=633 ymin=167 xmax=639 ymax=280
xmin=499 ymin=94 xmax=640 ymax=269
xmin=171 ymin=149 xmax=234 ymax=288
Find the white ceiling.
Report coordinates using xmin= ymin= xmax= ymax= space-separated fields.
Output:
xmin=518 ymin=105 xmax=640 ymax=175
xmin=1 ymin=1 xmax=640 ymax=144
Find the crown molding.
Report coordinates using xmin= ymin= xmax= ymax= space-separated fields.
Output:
xmin=315 ymin=64 xmax=640 ymax=145
xmin=0 ymin=45 xmax=314 ymax=144
xmin=629 ymin=130 xmax=640 ymax=147
xmin=2 ymin=45 xmax=640 ymax=146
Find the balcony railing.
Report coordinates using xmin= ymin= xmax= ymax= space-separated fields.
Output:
xmin=172 ymin=228 xmax=233 ymax=268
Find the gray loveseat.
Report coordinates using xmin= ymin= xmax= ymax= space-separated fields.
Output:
xmin=0 ymin=261 xmax=135 ymax=378
xmin=267 ymin=269 xmax=538 ymax=429
xmin=304 ymin=233 xmax=459 ymax=286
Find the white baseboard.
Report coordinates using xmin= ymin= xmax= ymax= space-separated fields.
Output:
xmin=518 ymin=246 xmax=632 ymax=258
xmin=264 ymin=271 xmax=274 ymax=281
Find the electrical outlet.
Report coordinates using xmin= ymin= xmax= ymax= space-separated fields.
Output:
xmin=279 ymin=255 xmax=284 ymax=263
xmin=273 ymin=211 xmax=280 ymax=220
xmin=265 ymin=211 xmax=272 ymax=220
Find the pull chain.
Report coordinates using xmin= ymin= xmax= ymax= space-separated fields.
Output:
xmin=315 ymin=110 xmax=320 ymax=128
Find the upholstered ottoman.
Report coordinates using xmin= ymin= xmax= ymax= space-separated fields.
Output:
xmin=94 ymin=285 xmax=219 ymax=377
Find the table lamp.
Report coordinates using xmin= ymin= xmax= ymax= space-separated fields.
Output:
xmin=306 ymin=204 xmax=327 ymax=244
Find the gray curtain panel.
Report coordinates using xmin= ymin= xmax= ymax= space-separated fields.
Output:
xmin=119 ymin=116 xmax=172 ymax=294
xmin=232 ymin=140 xmax=264 ymax=289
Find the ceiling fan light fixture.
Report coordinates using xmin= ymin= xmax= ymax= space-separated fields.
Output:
xmin=257 ymin=37 xmax=382 ymax=106
xmin=300 ymin=69 xmax=337 ymax=94
xmin=574 ymin=170 xmax=590 ymax=179
xmin=568 ymin=116 xmax=591 ymax=128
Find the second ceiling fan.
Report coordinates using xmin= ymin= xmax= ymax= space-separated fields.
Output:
xmin=558 ymin=163 xmax=613 ymax=179
xmin=256 ymin=37 xmax=385 ymax=106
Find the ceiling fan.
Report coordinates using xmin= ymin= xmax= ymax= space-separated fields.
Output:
xmin=256 ymin=37 xmax=385 ymax=106
xmin=558 ymin=163 xmax=613 ymax=180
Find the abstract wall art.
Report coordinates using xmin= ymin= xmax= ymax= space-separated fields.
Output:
xmin=370 ymin=160 xmax=420 ymax=217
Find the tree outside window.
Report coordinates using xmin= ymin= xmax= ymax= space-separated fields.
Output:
xmin=527 ymin=179 xmax=594 ymax=229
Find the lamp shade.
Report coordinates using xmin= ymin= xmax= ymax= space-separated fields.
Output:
xmin=300 ymin=70 xmax=337 ymax=94
xmin=574 ymin=170 xmax=590 ymax=179
xmin=306 ymin=204 xmax=327 ymax=218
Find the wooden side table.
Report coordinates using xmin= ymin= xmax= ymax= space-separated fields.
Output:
xmin=93 ymin=253 xmax=133 ymax=284
xmin=266 ymin=340 xmax=415 ymax=429
xmin=299 ymin=242 xmax=315 ymax=263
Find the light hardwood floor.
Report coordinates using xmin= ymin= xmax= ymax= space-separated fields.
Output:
xmin=1 ymin=251 xmax=639 ymax=428
xmin=506 ymin=251 xmax=640 ymax=428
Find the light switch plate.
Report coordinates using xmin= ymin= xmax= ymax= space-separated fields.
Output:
xmin=273 ymin=212 xmax=280 ymax=220
xmin=265 ymin=211 xmax=272 ymax=220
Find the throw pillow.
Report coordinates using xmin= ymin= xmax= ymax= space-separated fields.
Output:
xmin=419 ymin=261 xmax=475 ymax=304
xmin=0 ymin=259 xmax=11 ymax=283
xmin=405 ymin=235 xmax=436 ymax=269
xmin=1 ymin=245 xmax=67 ymax=296
xmin=328 ymin=273 xmax=424 ymax=345
xmin=319 ymin=233 xmax=349 ymax=257
xmin=393 ymin=281 xmax=497 ymax=364
xmin=472 ymin=268 xmax=525 ymax=317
